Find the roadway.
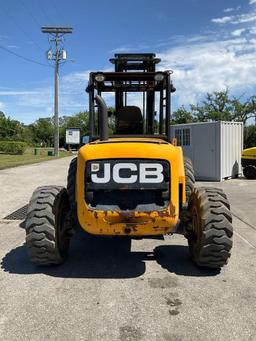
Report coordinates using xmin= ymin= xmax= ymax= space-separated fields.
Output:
xmin=0 ymin=156 xmax=255 ymax=341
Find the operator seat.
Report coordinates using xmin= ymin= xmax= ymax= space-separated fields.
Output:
xmin=115 ymin=106 xmax=143 ymax=134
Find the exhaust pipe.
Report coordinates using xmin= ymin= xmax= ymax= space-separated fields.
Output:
xmin=95 ymin=95 xmax=108 ymax=141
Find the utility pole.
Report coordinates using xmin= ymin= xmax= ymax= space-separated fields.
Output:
xmin=41 ymin=26 xmax=73 ymax=157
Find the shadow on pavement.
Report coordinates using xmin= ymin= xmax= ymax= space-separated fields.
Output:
xmin=1 ymin=232 xmax=147 ymax=279
xmin=154 ymin=245 xmax=220 ymax=277
xmin=19 ymin=220 xmax=26 ymax=229
xmin=1 ymin=232 xmax=220 ymax=278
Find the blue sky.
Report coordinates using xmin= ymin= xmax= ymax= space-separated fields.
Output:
xmin=0 ymin=0 xmax=256 ymax=124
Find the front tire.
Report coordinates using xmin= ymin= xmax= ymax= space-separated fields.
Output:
xmin=185 ymin=187 xmax=233 ymax=269
xmin=25 ymin=186 xmax=73 ymax=265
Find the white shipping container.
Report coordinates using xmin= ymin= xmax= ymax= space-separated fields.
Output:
xmin=170 ymin=121 xmax=243 ymax=181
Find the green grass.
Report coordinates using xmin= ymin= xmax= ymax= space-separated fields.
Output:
xmin=0 ymin=148 xmax=72 ymax=170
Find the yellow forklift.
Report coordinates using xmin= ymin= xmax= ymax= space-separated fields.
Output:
xmin=25 ymin=54 xmax=233 ymax=268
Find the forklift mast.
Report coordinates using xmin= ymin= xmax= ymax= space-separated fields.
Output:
xmin=87 ymin=53 xmax=175 ymax=141
xmin=109 ymin=54 xmax=161 ymax=135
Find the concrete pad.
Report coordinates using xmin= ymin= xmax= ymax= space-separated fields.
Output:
xmin=0 ymin=158 xmax=256 ymax=340
xmin=0 ymin=217 xmax=256 ymax=341
xmin=0 ymin=156 xmax=74 ymax=218
xmin=198 ymin=178 xmax=256 ymax=228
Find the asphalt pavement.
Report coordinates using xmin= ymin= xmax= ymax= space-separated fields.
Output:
xmin=0 ymin=157 xmax=256 ymax=341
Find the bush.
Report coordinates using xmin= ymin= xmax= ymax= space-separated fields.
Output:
xmin=244 ymin=125 xmax=256 ymax=149
xmin=0 ymin=141 xmax=27 ymax=155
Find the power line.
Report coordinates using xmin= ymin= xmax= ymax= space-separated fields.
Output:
xmin=50 ymin=0 xmax=67 ymax=25
xmin=19 ymin=0 xmax=42 ymax=28
xmin=0 ymin=44 xmax=52 ymax=68
xmin=15 ymin=1 xmax=54 ymax=69
xmin=0 ymin=4 xmax=45 ymax=53
xmin=37 ymin=2 xmax=54 ymax=23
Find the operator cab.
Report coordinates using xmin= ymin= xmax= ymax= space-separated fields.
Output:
xmin=116 ymin=106 xmax=143 ymax=134
xmin=86 ymin=53 xmax=176 ymax=141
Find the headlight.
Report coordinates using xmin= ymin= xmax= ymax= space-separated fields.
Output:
xmin=95 ymin=74 xmax=105 ymax=82
xmin=154 ymin=73 xmax=165 ymax=82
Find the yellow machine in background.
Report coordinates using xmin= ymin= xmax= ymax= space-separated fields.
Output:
xmin=25 ymin=54 xmax=233 ymax=269
xmin=241 ymin=147 xmax=256 ymax=179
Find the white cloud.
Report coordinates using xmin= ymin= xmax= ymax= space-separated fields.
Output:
xmin=0 ymin=81 xmax=87 ymax=123
xmin=224 ymin=6 xmax=241 ymax=13
xmin=211 ymin=16 xmax=234 ymax=24
xmin=62 ymin=71 xmax=90 ymax=85
xmin=231 ymin=12 xmax=256 ymax=24
xmin=224 ymin=8 xmax=235 ymax=13
xmin=231 ymin=28 xmax=246 ymax=36
xmin=158 ymin=33 xmax=256 ymax=107
xmin=249 ymin=25 xmax=256 ymax=33
xmin=0 ymin=91 xmax=41 ymax=96
xmin=249 ymin=0 xmax=256 ymax=5
xmin=4 ymin=2 xmax=256 ymax=123
xmin=110 ymin=43 xmax=151 ymax=54
xmin=7 ymin=45 xmax=19 ymax=49
xmin=212 ymin=13 xmax=256 ymax=25
xmin=212 ymin=5 xmax=256 ymax=25
xmin=5 ymin=30 xmax=256 ymax=122
xmin=0 ymin=101 xmax=5 ymax=110
xmin=0 ymin=69 xmax=95 ymax=123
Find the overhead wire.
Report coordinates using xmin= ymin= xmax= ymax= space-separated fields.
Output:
xmin=36 ymin=2 xmax=54 ymax=24
xmin=19 ymin=0 xmax=42 ymax=28
xmin=18 ymin=1 xmax=72 ymax=71
xmin=16 ymin=0 xmax=55 ymax=68
xmin=50 ymin=0 xmax=67 ymax=25
xmin=0 ymin=4 xmax=45 ymax=53
xmin=0 ymin=2 xmax=57 ymax=68
xmin=0 ymin=3 xmax=71 ymax=70
xmin=0 ymin=44 xmax=52 ymax=68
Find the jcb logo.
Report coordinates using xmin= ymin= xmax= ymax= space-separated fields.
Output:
xmin=91 ymin=163 xmax=164 ymax=184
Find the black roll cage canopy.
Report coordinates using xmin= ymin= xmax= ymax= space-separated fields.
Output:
xmin=86 ymin=53 xmax=175 ymax=142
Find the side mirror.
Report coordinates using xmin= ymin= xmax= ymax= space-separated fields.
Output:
xmin=82 ymin=135 xmax=90 ymax=144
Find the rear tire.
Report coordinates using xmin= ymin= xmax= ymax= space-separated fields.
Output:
xmin=185 ymin=187 xmax=233 ymax=269
xmin=25 ymin=186 xmax=73 ymax=265
xmin=243 ymin=165 xmax=256 ymax=179
xmin=184 ymin=157 xmax=195 ymax=203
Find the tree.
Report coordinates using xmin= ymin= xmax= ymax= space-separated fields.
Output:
xmin=244 ymin=125 xmax=256 ymax=148
xmin=0 ymin=113 xmax=25 ymax=141
xmin=172 ymin=89 xmax=256 ymax=125
xmin=190 ymin=89 xmax=234 ymax=122
xmin=231 ymin=96 xmax=256 ymax=124
xmin=188 ymin=89 xmax=256 ymax=124
xmin=172 ymin=106 xmax=194 ymax=124
xmin=27 ymin=118 xmax=54 ymax=146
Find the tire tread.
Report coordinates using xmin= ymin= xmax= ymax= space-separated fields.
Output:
xmin=187 ymin=187 xmax=233 ymax=269
xmin=25 ymin=186 xmax=69 ymax=265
